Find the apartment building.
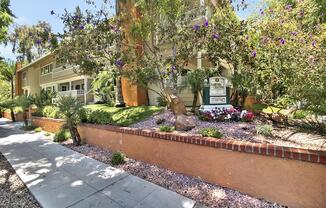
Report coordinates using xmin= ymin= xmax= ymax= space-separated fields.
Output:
xmin=15 ymin=53 xmax=94 ymax=104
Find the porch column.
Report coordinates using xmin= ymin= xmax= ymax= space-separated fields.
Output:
xmin=84 ymin=78 xmax=87 ymax=104
xmin=197 ymin=51 xmax=202 ymax=69
xmin=69 ymin=81 xmax=72 ymax=91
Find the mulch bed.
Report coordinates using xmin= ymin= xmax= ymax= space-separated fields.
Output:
xmin=0 ymin=153 xmax=40 ymax=208
xmin=63 ymin=142 xmax=285 ymax=208
xmin=131 ymin=111 xmax=326 ymax=151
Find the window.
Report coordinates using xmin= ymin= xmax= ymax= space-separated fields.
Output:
xmin=75 ymin=85 xmax=80 ymax=90
xmin=61 ymin=85 xmax=67 ymax=91
xmin=22 ymin=72 xmax=27 ymax=80
xmin=41 ymin=63 xmax=53 ymax=75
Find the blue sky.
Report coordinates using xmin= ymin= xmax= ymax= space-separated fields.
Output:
xmin=0 ymin=0 xmax=260 ymax=60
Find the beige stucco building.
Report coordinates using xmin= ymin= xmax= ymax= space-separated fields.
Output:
xmin=16 ymin=53 xmax=94 ymax=104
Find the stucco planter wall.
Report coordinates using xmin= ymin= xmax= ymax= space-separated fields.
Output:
xmin=28 ymin=117 xmax=326 ymax=207
xmin=31 ymin=116 xmax=64 ymax=133
xmin=78 ymin=123 xmax=326 ymax=208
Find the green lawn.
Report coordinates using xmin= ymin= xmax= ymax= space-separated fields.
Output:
xmin=84 ymin=105 xmax=163 ymax=126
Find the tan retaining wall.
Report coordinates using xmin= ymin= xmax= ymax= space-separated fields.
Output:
xmin=2 ymin=111 xmax=24 ymax=121
xmin=31 ymin=117 xmax=64 ymax=133
xmin=78 ymin=124 xmax=326 ymax=208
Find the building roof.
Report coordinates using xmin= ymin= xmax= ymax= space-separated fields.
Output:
xmin=17 ymin=52 xmax=53 ymax=72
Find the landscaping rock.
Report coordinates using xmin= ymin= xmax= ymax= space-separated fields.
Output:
xmin=170 ymin=95 xmax=187 ymax=115
xmin=175 ymin=114 xmax=196 ymax=131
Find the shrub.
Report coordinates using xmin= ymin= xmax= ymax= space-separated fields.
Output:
xmin=293 ymin=110 xmax=310 ymax=119
xmin=21 ymin=125 xmax=37 ymax=131
xmin=157 ymin=97 xmax=167 ymax=107
xmin=42 ymin=105 xmax=63 ymax=119
xmin=256 ymin=124 xmax=273 ymax=137
xmin=111 ymin=151 xmax=126 ymax=165
xmin=34 ymin=127 xmax=42 ymax=132
xmin=159 ymin=125 xmax=174 ymax=132
xmin=86 ymin=110 xmax=113 ymax=125
xmin=156 ymin=118 xmax=166 ymax=125
xmin=53 ymin=129 xmax=71 ymax=142
xmin=44 ymin=132 xmax=51 ymax=137
xmin=199 ymin=128 xmax=223 ymax=138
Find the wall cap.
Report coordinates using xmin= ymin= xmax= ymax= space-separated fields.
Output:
xmin=80 ymin=123 xmax=326 ymax=165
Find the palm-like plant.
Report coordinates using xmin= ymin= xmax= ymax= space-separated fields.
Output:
xmin=15 ymin=95 xmax=33 ymax=127
xmin=187 ymin=68 xmax=207 ymax=112
xmin=92 ymin=70 xmax=116 ymax=105
xmin=56 ymin=96 xmax=84 ymax=145
xmin=0 ymin=60 xmax=16 ymax=121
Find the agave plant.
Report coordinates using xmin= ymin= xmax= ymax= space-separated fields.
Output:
xmin=56 ymin=96 xmax=84 ymax=145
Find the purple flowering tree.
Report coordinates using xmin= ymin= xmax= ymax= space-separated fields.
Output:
xmin=10 ymin=21 xmax=57 ymax=63
xmin=241 ymin=0 xmax=325 ymax=131
xmin=55 ymin=2 xmax=126 ymax=107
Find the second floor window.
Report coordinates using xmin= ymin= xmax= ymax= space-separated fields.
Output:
xmin=22 ymin=72 xmax=27 ymax=80
xmin=41 ymin=63 xmax=53 ymax=75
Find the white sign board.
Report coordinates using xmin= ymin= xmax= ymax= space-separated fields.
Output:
xmin=210 ymin=97 xmax=227 ymax=104
xmin=209 ymin=77 xmax=226 ymax=96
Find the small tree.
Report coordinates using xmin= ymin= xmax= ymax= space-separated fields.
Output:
xmin=56 ymin=96 xmax=83 ymax=145
xmin=15 ymin=95 xmax=32 ymax=127
xmin=0 ymin=60 xmax=16 ymax=121
xmin=91 ymin=70 xmax=116 ymax=105
xmin=186 ymin=68 xmax=207 ymax=112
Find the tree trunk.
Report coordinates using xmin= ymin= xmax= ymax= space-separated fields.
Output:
xmin=70 ymin=127 xmax=81 ymax=146
xmin=10 ymin=80 xmax=16 ymax=122
xmin=23 ymin=111 xmax=28 ymax=127
xmin=115 ymin=76 xmax=125 ymax=107
xmin=192 ymin=91 xmax=199 ymax=112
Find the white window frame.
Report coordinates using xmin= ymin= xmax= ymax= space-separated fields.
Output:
xmin=41 ymin=63 xmax=53 ymax=76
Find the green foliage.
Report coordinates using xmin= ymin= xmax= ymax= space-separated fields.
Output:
xmin=156 ymin=97 xmax=167 ymax=107
xmin=21 ymin=125 xmax=37 ymax=131
xmin=15 ymin=95 xmax=33 ymax=126
xmin=42 ymin=105 xmax=63 ymax=119
xmin=86 ymin=110 xmax=113 ymax=125
xmin=33 ymin=89 xmax=56 ymax=109
xmin=56 ymin=96 xmax=84 ymax=145
xmin=186 ymin=68 xmax=207 ymax=111
xmin=293 ymin=110 xmax=310 ymax=119
xmin=256 ymin=125 xmax=273 ymax=137
xmin=44 ymin=132 xmax=51 ymax=137
xmin=84 ymin=105 xmax=163 ymax=126
xmin=53 ymin=129 xmax=71 ymax=142
xmin=199 ymin=128 xmax=223 ymax=138
xmin=34 ymin=127 xmax=42 ymax=133
xmin=92 ymin=71 xmax=116 ymax=105
xmin=159 ymin=125 xmax=174 ymax=132
xmin=111 ymin=151 xmax=126 ymax=165
xmin=10 ymin=21 xmax=57 ymax=62
xmin=0 ymin=0 xmax=14 ymax=43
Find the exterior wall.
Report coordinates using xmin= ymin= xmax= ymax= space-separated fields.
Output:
xmin=31 ymin=117 xmax=64 ymax=133
xmin=2 ymin=111 xmax=25 ymax=121
xmin=78 ymin=124 xmax=326 ymax=208
xmin=28 ymin=67 xmax=41 ymax=95
xmin=121 ymin=77 xmax=148 ymax=106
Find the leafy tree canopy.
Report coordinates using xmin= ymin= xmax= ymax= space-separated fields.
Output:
xmin=0 ymin=0 xmax=14 ymax=44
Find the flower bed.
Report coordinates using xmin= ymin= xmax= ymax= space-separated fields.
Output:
xmin=131 ymin=110 xmax=326 ymax=151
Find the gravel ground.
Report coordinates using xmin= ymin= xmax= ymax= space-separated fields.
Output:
xmin=131 ymin=110 xmax=326 ymax=151
xmin=63 ymin=142 xmax=285 ymax=208
xmin=0 ymin=153 xmax=40 ymax=208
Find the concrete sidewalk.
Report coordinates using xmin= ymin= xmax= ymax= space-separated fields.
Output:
xmin=0 ymin=119 xmax=202 ymax=208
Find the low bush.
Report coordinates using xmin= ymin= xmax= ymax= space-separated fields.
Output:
xmin=42 ymin=105 xmax=63 ymax=119
xmin=53 ymin=129 xmax=71 ymax=142
xmin=155 ymin=118 xmax=166 ymax=125
xmin=256 ymin=124 xmax=273 ymax=137
xmin=293 ymin=110 xmax=310 ymax=119
xmin=157 ymin=97 xmax=167 ymax=107
xmin=44 ymin=132 xmax=51 ymax=137
xmin=111 ymin=151 xmax=126 ymax=165
xmin=34 ymin=127 xmax=42 ymax=132
xmin=86 ymin=110 xmax=113 ymax=125
xmin=199 ymin=128 xmax=223 ymax=138
xmin=21 ymin=125 xmax=37 ymax=131
xmin=159 ymin=125 xmax=174 ymax=132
